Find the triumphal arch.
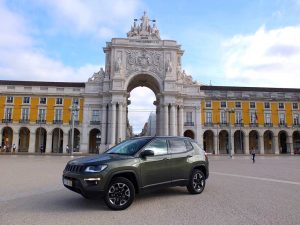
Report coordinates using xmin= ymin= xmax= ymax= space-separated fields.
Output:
xmin=83 ymin=12 xmax=202 ymax=152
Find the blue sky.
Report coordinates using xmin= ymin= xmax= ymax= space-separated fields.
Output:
xmin=1 ymin=0 xmax=300 ymax=133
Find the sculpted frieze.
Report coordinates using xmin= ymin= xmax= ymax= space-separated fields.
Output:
xmin=126 ymin=49 xmax=163 ymax=77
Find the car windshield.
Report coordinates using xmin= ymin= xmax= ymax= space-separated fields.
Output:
xmin=106 ymin=138 xmax=152 ymax=156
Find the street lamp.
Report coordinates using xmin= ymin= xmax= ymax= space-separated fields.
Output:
xmin=71 ymin=104 xmax=79 ymax=155
xmin=226 ymin=108 xmax=235 ymax=158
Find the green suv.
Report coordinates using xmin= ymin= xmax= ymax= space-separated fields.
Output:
xmin=62 ymin=136 xmax=209 ymax=210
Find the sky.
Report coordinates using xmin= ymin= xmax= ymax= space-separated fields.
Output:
xmin=1 ymin=0 xmax=300 ymax=133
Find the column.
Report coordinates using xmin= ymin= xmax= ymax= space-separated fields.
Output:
xmin=170 ymin=104 xmax=176 ymax=136
xmin=110 ymin=103 xmax=116 ymax=146
xmin=46 ymin=133 xmax=52 ymax=153
xmin=117 ymin=103 xmax=123 ymax=143
xmin=164 ymin=104 xmax=169 ymax=136
xmin=156 ymin=106 xmax=160 ymax=136
xmin=0 ymin=131 xmax=2 ymax=147
xmin=12 ymin=131 xmax=19 ymax=152
xmin=214 ymin=134 xmax=218 ymax=154
xmin=274 ymin=135 xmax=279 ymax=154
xmin=28 ymin=132 xmax=35 ymax=153
xmin=230 ymin=133 xmax=235 ymax=156
xmin=123 ymin=104 xmax=127 ymax=140
xmin=259 ymin=135 xmax=264 ymax=154
xmin=195 ymin=106 xmax=202 ymax=145
xmin=178 ymin=106 xmax=184 ymax=136
xmin=160 ymin=105 xmax=164 ymax=136
xmin=244 ymin=135 xmax=249 ymax=154
xmin=80 ymin=104 xmax=89 ymax=153
xmin=101 ymin=104 xmax=107 ymax=146
xmin=63 ymin=132 xmax=68 ymax=153
xmin=287 ymin=135 xmax=293 ymax=155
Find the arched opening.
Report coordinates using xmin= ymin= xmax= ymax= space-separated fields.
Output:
xmin=234 ymin=130 xmax=244 ymax=154
xmin=19 ymin=127 xmax=30 ymax=152
xmin=219 ymin=130 xmax=228 ymax=154
xmin=184 ymin=130 xmax=194 ymax=139
xmin=52 ymin=128 xmax=64 ymax=153
xmin=68 ymin=128 xmax=80 ymax=152
xmin=35 ymin=127 xmax=47 ymax=153
xmin=127 ymin=74 xmax=161 ymax=138
xmin=2 ymin=127 xmax=13 ymax=152
xmin=264 ymin=130 xmax=274 ymax=154
xmin=89 ymin=128 xmax=101 ymax=154
xmin=278 ymin=130 xmax=288 ymax=154
xmin=249 ymin=130 xmax=259 ymax=154
xmin=292 ymin=131 xmax=300 ymax=154
xmin=203 ymin=130 xmax=214 ymax=153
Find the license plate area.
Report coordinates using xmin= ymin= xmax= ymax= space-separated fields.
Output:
xmin=63 ymin=178 xmax=73 ymax=187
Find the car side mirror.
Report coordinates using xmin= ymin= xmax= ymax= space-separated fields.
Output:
xmin=140 ymin=149 xmax=154 ymax=158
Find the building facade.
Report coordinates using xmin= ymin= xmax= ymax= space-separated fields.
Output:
xmin=1 ymin=12 xmax=299 ymax=155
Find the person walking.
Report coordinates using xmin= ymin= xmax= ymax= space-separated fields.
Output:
xmin=251 ymin=147 xmax=256 ymax=163
xmin=12 ymin=143 xmax=16 ymax=153
xmin=66 ymin=145 xmax=69 ymax=154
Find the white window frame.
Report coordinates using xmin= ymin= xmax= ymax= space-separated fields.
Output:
xmin=21 ymin=108 xmax=29 ymax=120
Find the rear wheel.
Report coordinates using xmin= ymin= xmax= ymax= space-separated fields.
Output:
xmin=104 ymin=177 xmax=135 ymax=210
xmin=187 ymin=169 xmax=205 ymax=194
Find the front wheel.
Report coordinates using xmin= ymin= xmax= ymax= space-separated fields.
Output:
xmin=104 ymin=177 xmax=135 ymax=210
xmin=187 ymin=169 xmax=206 ymax=194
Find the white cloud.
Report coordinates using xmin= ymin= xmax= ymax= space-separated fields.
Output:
xmin=222 ymin=25 xmax=300 ymax=88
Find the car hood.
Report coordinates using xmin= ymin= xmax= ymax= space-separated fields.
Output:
xmin=68 ymin=153 xmax=132 ymax=165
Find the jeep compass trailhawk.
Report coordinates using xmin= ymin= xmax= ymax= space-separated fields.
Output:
xmin=62 ymin=136 xmax=209 ymax=210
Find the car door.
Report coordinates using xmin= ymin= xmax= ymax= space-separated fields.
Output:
xmin=139 ymin=138 xmax=171 ymax=189
xmin=168 ymin=138 xmax=194 ymax=184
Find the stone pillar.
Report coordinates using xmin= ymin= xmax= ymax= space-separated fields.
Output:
xmin=46 ymin=133 xmax=52 ymax=153
xmin=287 ymin=135 xmax=293 ymax=155
xmin=214 ymin=134 xmax=218 ymax=154
xmin=156 ymin=106 xmax=160 ymax=136
xmin=160 ymin=105 xmax=164 ymax=136
xmin=110 ymin=103 xmax=116 ymax=146
xmin=195 ymin=106 xmax=202 ymax=145
xmin=244 ymin=135 xmax=249 ymax=154
xmin=123 ymin=104 xmax=127 ymax=140
xmin=80 ymin=104 xmax=89 ymax=153
xmin=63 ymin=132 xmax=68 ymax=153
xmin=274 ymin=135 xmax=279 ymax=154
xmin=230 ymin=134 xmax=235 ymax=156
xmin=12 ymin=130 xmax=19 ymax=152
xmin=29 ymin=132 xmax=35 ymax=153
xmin=164 ymin=104 xmax=169 ymax=136
xmin=170 ymin=104 xmax=176 ymax=136
xmin=259 ymin=135 xmax=264 ymax=154
xmin=101 ymin=104 xmax=107 ymax=146
xmin=178 ymin=106 xmax=184 ymax=136
xmin=117 ymin=103 xmax=123 ymax=143
xmin=0 ymin=131 xmax=2 ymax=147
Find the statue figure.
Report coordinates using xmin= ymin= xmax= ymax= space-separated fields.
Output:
xmin=166 ymin=59 xmax=172 ymax=73
xmin=115 ymin=57 xmax=122 ymax=73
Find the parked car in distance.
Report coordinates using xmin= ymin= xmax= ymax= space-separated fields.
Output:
xmin=62 ymin=136 xmax=209 ymax=210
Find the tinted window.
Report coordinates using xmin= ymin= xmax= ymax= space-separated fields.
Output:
xmin=185 ymin=140 xmax=193 ymax=151
xmin=106 ymin=138 xmax=151 ymax=156
xmin=144 ymin=139 xmax=168 ymax=155
xmin=169 ymin=139 xmax=187 ymax=153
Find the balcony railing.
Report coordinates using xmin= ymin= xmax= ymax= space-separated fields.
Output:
xmin=293 ymin=123 xmax=300 ymax=128
xmin=204 ymin=122 xmax=213 ymax=127
xmin=234 ymin=123 xmax=244 ymax=127
xmin=219 ymin=122 xmax=228 ymax=127
xmin=249 ymin=123 xmax=258 ymax=127
xmin=69 ymin=120 xmax=79 ymax=125
xmin=184 ymin=122 xmax=194 ymax=126
xmin=278 ymin=122 xmax=287 ymax=127
xmin=53 ymin=120 xmax=63 ymax=124
xmin=264 ymin=123 xmax=273 ymax=127
xmin=2 ymin=118 xmax=12 ymax=123
xmin=36 ymin=119 xmax=46 ymax=124
xmin=19 ymin=119 xmax=30 ymax=124
xmin=90 ymin=121 xmax=101 ymax=125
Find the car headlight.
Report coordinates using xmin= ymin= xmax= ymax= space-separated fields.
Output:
xmin=85 ymin=165 xmax=107 ymax=173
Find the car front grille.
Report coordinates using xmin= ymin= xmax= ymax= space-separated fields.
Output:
xmin=65 ymin=164 xmax=85 ymax=173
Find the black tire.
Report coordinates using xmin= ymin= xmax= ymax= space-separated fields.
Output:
xmin=104 ymin=177 xmax=135 ymax=210
xmin=187 ymin=169 xmax=206 ymax=194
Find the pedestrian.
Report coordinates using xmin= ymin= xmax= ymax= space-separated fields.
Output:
xmin=40 ymin=145 xmax=44 ymax=154
xmin=3 ymin=145 xmax=6 ymax=152
xmin=66 ymin=145 xmax=69 ymax=154
xmin=12 ymin=143 xmax=16 ymax=153
xmin=251 ymin=147 xmax=256 ymax=163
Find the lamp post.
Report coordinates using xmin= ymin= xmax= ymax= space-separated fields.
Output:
xmin=226 ymin=108 xmax=235 ymax=158
xmin=71 ymin=104 xmax=79 ymax=156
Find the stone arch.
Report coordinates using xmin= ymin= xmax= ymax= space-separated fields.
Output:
xmin=35 ymin=127 xmax=47 ymax=153
xmin=184 ymin=130 xmax=194 ymax=139
xmin=203 ymin=130 xmax=214 ymax=153
xmin=263 ymin=130 xmax=274 ymax=154
xmin=68 ymin=128 xmax=80 ymax=151
xmin=292 ymin=131 xmax=300 ymax=154
xmin=278 ymin=130 xmax=289 ymax=154
xmin=234 ymin=130 xmax=244 ymax=154
xmin=52 ymin=128 xmax=64 ymax=153
xmin=1 ymin=126 xmax=13 ymax=151
xmin=19 ymin=127 xmax=30 ymax=152
xmin=219 ymin=130 xmax=228 ymax=154
xmin=89 ymin=128 xmax=101 ymax=154
xmin=249 ymin=130 xmax=259 ymax=154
